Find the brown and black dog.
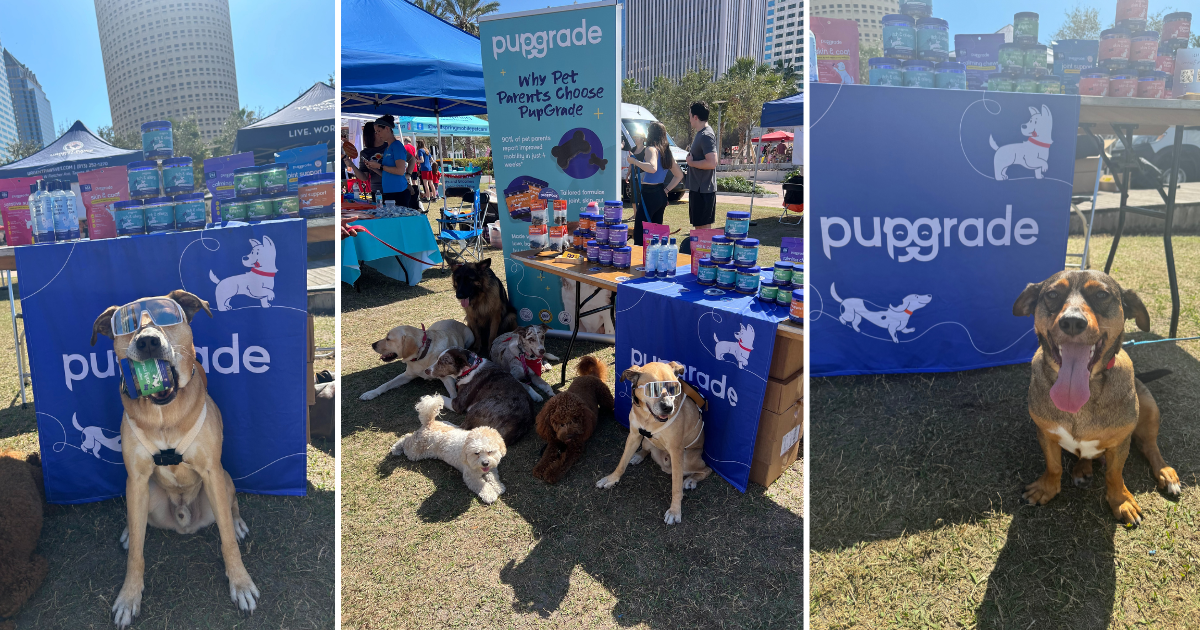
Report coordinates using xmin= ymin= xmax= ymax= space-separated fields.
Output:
xmin=1013 ymin=270 xmax=1181 ymax=525
xmin=532 ymin=355 xmax=613 ymax=484
xmin=451 ymin=259 xmax=518 ymax=354
xmin=425 ymin=347 xmax=534 ymax=446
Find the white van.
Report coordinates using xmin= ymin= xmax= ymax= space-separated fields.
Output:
xmin=621 ymin=102 xmax=689 ymax=202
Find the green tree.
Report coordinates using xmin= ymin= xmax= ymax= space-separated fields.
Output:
xmin=97 ymin=125 xmax=142 ymax=151
xmin=1053 ymin=4 xmax=1101 ymax=41
xmin=716 ymin=58 xmax=787 ymax=161
xmin=212 ymin=107 xmax=264 ymax=158
xmin=2 ymin=139 xmax=42 ymax=165
xmin=773 ymin=60 xmax=803 ymax=93
xmin=167 ymin=116 xmax=211 ymax=182
xmin=410 ymin=0 xmax=449 ymax=19
xmin=622 ymin=77 xmax=648 ymax=107
xmin=443 ymin=0 xmax=500 ymax=36
xmin=859 ymin=45 xmax=882 ymax=84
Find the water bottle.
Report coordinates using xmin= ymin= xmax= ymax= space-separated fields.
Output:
xmin=644 ymin=237 xmax=658 ymax=275
xmin=374 ymin=190 xmax=382 ymax=210
xmin=51 ymin=181 xmax=77 ymax=242
xmin=665 ymin=238 xmax=678 ymax=277
xmin=657 ymin=236 xmax=670 ymax=277
xmin=64 ymin=183 xmax=81 ymax=240
xmin=34 ymin=180 xmax=56 ymax=243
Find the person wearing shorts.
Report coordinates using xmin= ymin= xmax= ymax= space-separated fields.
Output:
xmin=363 ymin=115 xmax=415 ymax=208
xmin=417 ymin=141 xmax=438 ymax=201
xmin=684 ymin=101 xmax=718 ymax=253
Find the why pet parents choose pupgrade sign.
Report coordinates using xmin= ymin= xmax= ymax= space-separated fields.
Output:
xmin=810 ymin=83 xmax=1077 ymax=376
xmin=616 ymin=279 xmax=786 ymax=492
xmin=479 ymin=1 xmax=621 ymax=329
xmin=17 ymin=221 xmax=310 ymax=503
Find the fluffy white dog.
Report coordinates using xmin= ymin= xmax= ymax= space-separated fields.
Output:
xmin=391 ymin=395 xmax=507 ymax=504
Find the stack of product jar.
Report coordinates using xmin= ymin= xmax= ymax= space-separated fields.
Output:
xmin=1064 ymin=4 xmax=1187 ymax=100
xmin=113 ymin=121 xmax=216 ymax=236
xmin=871 ymin=6 xmax=963 ymax=90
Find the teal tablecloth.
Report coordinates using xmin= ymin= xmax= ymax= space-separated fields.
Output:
xmin=342 ymin=215 xmax=442 ymax=286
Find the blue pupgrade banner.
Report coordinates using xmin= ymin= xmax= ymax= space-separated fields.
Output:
xmin=479 ymin=1 xmax=621 ymax=329
xmin=616 ymin=275 xmax=786 ymax=492
xmin=17 ymin=221 xmax=310 ymax=503
xmin=810 ymin=83 xmax=1077 ymax=376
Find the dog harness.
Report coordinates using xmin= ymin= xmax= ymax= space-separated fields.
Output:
xmin=636 ymin=405 xmax=705 ymax=449
xmin=458 ymin=355 xmax=484 ymax=379
xmin=125 ymin=394 xmax=208 ymax=467
xmin=414 ymin=323 xmax=433 ymax=361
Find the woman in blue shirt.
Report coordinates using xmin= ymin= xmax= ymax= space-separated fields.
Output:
xmin=626 ymin=121 xmax=684 ymax=246
xmin=362 ymin=115 xmax=416 ymax=208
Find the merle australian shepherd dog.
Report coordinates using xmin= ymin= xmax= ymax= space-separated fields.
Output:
xmin=451 ymin=259 xmax=519 ymax=354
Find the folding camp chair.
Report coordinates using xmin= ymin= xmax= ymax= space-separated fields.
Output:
xmin=780 ymin=174 xmax=803 ymax=225
xmin=436 ymin=190 xmax=486 ymax=266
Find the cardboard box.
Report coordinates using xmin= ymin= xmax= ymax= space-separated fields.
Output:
xmin=1072 ymin=157 xmax=1100 ymax=195
xmin=763 ymin=369 xmax=802 ymax=414
xmin=769 ymin=332 xmax=803 ymax=380
xmin=749 ymin=401 xmax=803 ymax=488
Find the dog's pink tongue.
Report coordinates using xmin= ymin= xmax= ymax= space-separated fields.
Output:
xmin=459 ymin=298 xmax=470 ymax=308
xmin=1050 ymin=343 xmax=1093 ymax=414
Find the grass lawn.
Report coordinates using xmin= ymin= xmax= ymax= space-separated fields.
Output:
xmin=0 ymin=284 xmax=336 ymax=630
xmin=810 ymin=235 xmax=1200 ymax=629
xmin=340 ymin=200 xmax=804 ymax=629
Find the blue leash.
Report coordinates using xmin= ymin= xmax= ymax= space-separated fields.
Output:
xmin=1124 ymin=336 xmax=1200 ymax=347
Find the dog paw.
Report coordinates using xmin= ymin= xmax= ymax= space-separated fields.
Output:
xmin=1022 ymin=475 xmax=1060 ymax=505
xmin=596 ymin=474 xmax=620 ymax=489
xmin=1072 ymin=474 xmax=1093 ymax=488
xmin=684 ymin=477 xmax=698 ymax=490
xmin=528 ymin=390 xmax=544 ymax=402
xmin=390 ymin=437 xmax=408 ymax=457
xmin=664 ymin=506 xmax=682 ymax=525
xmin=1158 ymin=467 xmax=1182 ymax=496
xmin=228 ymin=574 xmax=260 ymax=612
xmin=1109 ymin=493 xmax=1143 ymax=526
xmin=234 ymin=517 xmax=250 ymax=542
xmin=359 ymin=390 xmax=380 ymax=401
xmin=478 ymin=487 xmax=499 ymax=504
xmin=629 ymin=453 xmax=644 ymax=465
xmin=112 ymin=585 xmax=142 ymax=628
xmin=120 ymin=526 xmax=129 ymax=550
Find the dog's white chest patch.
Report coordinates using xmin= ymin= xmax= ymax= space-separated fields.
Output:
xmin=1050 ymin=426 xmax=1103 ymax=458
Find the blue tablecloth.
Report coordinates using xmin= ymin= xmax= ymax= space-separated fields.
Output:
xmin=342 ymin=215 xmax=442 ymax=286
xmin=615 ymin=270 xmax=789 ymax=492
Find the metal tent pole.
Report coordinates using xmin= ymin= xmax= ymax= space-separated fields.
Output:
xmin=436 ymin=101 xmax=447 ymax=215
xmin=749 ymin=137 xmax=761 ymax=216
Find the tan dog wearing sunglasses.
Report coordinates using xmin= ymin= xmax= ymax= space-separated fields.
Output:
xmin=597 ymin=361 xmax=711 ymax=524
xmin=91 ymin=290 xmax=258 ymax=628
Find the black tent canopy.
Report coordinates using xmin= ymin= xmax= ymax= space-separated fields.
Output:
xmin=235 ymin=82 xmax=335 ymax=165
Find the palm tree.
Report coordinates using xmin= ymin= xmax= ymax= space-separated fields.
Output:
xmin=443 ymin=0 xmax=501 ymax=36
xmin=410 ymin=0 xmax=449 ymax=19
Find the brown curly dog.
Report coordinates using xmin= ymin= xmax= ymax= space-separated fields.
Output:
xmin=532 ymin=356 xmax=614 ymax=484
xmin=0 ymin=450 xmax=47 ymax=630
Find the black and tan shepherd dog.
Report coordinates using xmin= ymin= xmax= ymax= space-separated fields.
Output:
xmin=452 ymin=259 xmax=519 ymax=354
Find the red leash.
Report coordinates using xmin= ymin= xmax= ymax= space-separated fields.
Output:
xmin=345 ymin=224 xmax=439 ymax=266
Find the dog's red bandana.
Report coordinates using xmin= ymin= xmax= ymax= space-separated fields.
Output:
xmin=519 ymin=352 xmax=543 ymax=376
xmin=250 ymin=262 xmax=276 ymax=277
xmin=1027 ymin=132 xmax=1052 ymax=149
xmin=458 ymin=356 xmax=484 ymax=379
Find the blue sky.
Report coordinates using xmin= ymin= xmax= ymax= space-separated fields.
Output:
xmin=0 ymin=0 xmax=333 ymax=135
xmin=937 ymin=0 xmax=1190 ymax=41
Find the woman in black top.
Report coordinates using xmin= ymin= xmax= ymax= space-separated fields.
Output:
xmin=627 ymin=122 xmax=683 ymax=246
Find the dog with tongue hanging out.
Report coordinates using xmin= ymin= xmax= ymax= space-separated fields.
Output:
xmin=1012 ymin=270 xmax=1181 ymax=526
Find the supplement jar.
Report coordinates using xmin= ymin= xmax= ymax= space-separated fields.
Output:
xmin=1013 ymin=12 xmax=1039 ymax=44
xmin=260 ymin=163 xmax=288 ymax=195
xmin=608 ymin=223 xmax=628 ymax=247
xmin=234 ymin=166 xmax=262 ymax=198
xmin=1099 ymin=28 xmax=1132 ymax=67
xmin=709 ymin=235 xmax=734 ymax=264
xmin=1024 ymin=44 xmax=1049 ymax=75
xmin=143 ymin=196 xmax=175 ymax=234
xmin=789 ymin=290 xmax=804 ymax=324
xmin=173 ymin=193 xmax=207 ymax=230
xmin=775 ymin=286 xmax=793 ymax=308
xmin=245 ymin=194 xmax=274 ymax=221
xmin=161 ymin=157 xmax=195 ymax=195
xmin=724 ymin=210 xmax=750 ymax=239
xmin=578 ymin=212 xmax=595 ymax=232
xmin=916 ymin=18 xmax=949 ymax=63
xmin=113 ymin=200 xmax=145 ymax=236
xmin=998 ymin=43 xmax=1025 ymax=73
xmin=1016 ymin=74 xmax=1040 ymax=93
xmin=221 ymin=199 xmax=248 ymax=221
xmin=603 ymin=200 xmax=623 ymax=224
xmin=716 ymin=264 xmax=737 ymax=289
xmin=1037 ymin=74 xmax=1063 ymax=94
xmin=1109 ymin=70 xmax=1139 ymax=97
xmin=1161 ymin=12 xmax=1191 ymax=43
xmin=273 ymin=193 xmax=300 ymax=218
xmin=298 ymin=173 xmax=335 ymax=216
xmin=987 ymin=72 xmax=1016 ymax=92
xmin=902 ymin=60 xmax=934 ymax=87
xmin=899 ymin=0 xmax=931 ymax=19
xmin=869 ymin=57 xmax=903 ymax=86
xmin=1137 ymin=71 xmax=1167 ymax=99
xmin=1077 ymin=67 xmax=1110 ymax=96
xmin=1116 ymin=0 xmax=1149 ymax=24
xmin=758 ymin=281 xmax=779 ymax=303
xmin=141 ymin=120 xmax=173 ymax=160
xmin=599 ymin=244 xmax=614 ymax=267
xmin=773 ymin=261 xmax=795 ymax=284
xmin=697 ymin=258 xmax=718 ymax=285
xmin=594 ymin=222 xmax=609 ymax=244
xmin=613 ymin=246 xmax=632 ymax=270
xmin=733 ymin=238 xmax=760 ymax=267
xmin=935 ymin=62 xmax=967 ymax=89
xmin=735 ymin=268 xmax=760 ymax=295
xmin=127 ymin=161 xmax=162 ymax=200
xmin=1156 ymin=43 xmax=1176 ymax=75
xmin=883 ymin=14 xmax=916 ymax=60
xmin=586 ymin=240 xmax=599 ymax=263
xmin=1131 ymin=31 xmax=1159 ymax=66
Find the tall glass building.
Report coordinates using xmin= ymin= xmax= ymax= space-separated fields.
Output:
xmin=0 ymin=37 xmax=19 ymax=156
xmin=624 ymin=0 xmax=769 ymax=87
xmin=764 ymin=0 xmax=805 ymax=68
xmin=4 ymin=50 xmax=55 ymax=149
xmin=810 ymin=1 xmax=900 ymax=46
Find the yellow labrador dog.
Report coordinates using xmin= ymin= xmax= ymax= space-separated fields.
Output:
xmin=360 ymin=319 xmax=475 ymax=400
xmin=597 ymin=362 xmax=711 ymax=524
xmin=91 ymin=290 xmax=257 ymax=628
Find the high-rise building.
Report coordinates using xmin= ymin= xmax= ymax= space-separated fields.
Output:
xmin=810 ymin=1 xmax=899 ymax=47
xmin=4 ymin=50 xmax=55 ymax=149
xmin=764 ymin=0 xmax=805 ymax=69
xmin=93 ymin=0 xmax=240 ymax=141
xmin=624 ymin=0 xmax=769 ymax=88
xmin=0 ymin=37 xmax=19 ymax=155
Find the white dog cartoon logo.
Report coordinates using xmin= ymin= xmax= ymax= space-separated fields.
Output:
xmin=831 ymin=283 xmax=932 ymax=343
xmin=989 ymin=105 xmax=1053 ymax=180
xmin=73 ymin=413 xmax=121 ymax=457
xmin=209 ymin=236 xmax=278 ymax=311
xmin=834 ymin=62 xmax=857 ymax=84
xmin=713 ymin=323 xmax=755 ymax=369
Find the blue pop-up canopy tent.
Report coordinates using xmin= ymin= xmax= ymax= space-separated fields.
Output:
xmin=236 ymin=82 xmax=335 ymax=165
xmin=0 ymin=120 xmax=142 ymax=181
xmin=761 ymin=93 xmax=804 ymax=128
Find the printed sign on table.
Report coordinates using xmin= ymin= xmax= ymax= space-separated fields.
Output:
xmin=811 ymin=18 xmax=860 ymax=85
xmin=955 ymin=34 xmax=1005 ymax=90
xmin=810 ymin=83 xmax=1077 ymax=376
xmin=1173 ymin=48 xmax=1200 ymax=98
xmin=480 ymin=2 xmax=621 ymax=329
xmin=275 ymin=144 xmax=327 ymax=192
xmin=204 ymin=152 xmax=255 ymax=223
xmin=616 ymin=276 xmax=786 ymax=492
xmin=688 ymin=228 xmax=723 ymax=275
xmin=77 ymin=166 xmax=130 ymax=240
xmin=1053 ymin=40 xmax=1099 ymax=89
xmin=0 ymin=175 xmax=41 ymax=245
xmin=16 ymin=220 xmax=310 ymax=503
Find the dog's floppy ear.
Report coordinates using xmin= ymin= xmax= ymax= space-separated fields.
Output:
xmin=668 ymin=361 xmax=686 ymax=377
xmin=620 ymin=366 xmax=641 ymax=385
xmin=91 ymin=305 xmax=119 ymax=346
xmin=1012 ymin=282 xmax=1042 ymax=317
xmin=1121 ymin=287 xmax=1151 ymax=332
xmin=168 ymin=290 xmax=213 ymax=322
xmin=1029 ymin=106 xmax=1039 ymax=117
xmin=1041 ymin=104 xmax=1052 ymax=121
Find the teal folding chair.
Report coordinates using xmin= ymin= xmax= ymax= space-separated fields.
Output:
xmin=436 ymin=190 xmax=486 ymax=267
